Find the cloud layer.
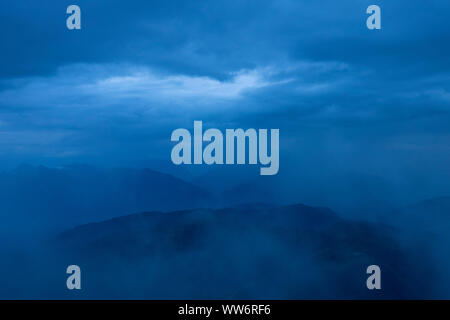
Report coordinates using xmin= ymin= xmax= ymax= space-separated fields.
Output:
xmin=0 ymin=0 xmax=450 ymax=206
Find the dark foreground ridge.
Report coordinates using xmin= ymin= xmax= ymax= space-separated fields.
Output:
xmin=51 ymin=203 xmax=434 ymax=299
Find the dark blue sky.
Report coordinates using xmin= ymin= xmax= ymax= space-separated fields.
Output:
xmin=1 ymin=0 xmax=450 ymax=208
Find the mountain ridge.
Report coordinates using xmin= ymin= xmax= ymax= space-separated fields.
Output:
xmin=50 ymin=202 xmax=433 ymax=299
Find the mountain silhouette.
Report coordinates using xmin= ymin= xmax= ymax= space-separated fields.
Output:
xmin=0 ymin=164 xmax=213 ymax=235
xmin=52 ymin=203 xmax=433 ymax=299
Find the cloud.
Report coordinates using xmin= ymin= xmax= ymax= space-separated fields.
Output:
xmin=0 ymin=59 xmax=354 ymax=165
xmin=93 ymin=68 xmax=273 ymax=100
xmin=0 ymin=0 xmax=450 ymax=201
xmin=0 ymin=64 xmax=277 ymax=108
xmin=0 ymin=61 xmax=348 ymax=115
xmin=3 ymin=0 xmax=450 ymax=81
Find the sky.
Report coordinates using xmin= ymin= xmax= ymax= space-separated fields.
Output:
xmin=1 ymin=0 xmax=450 ymax=208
